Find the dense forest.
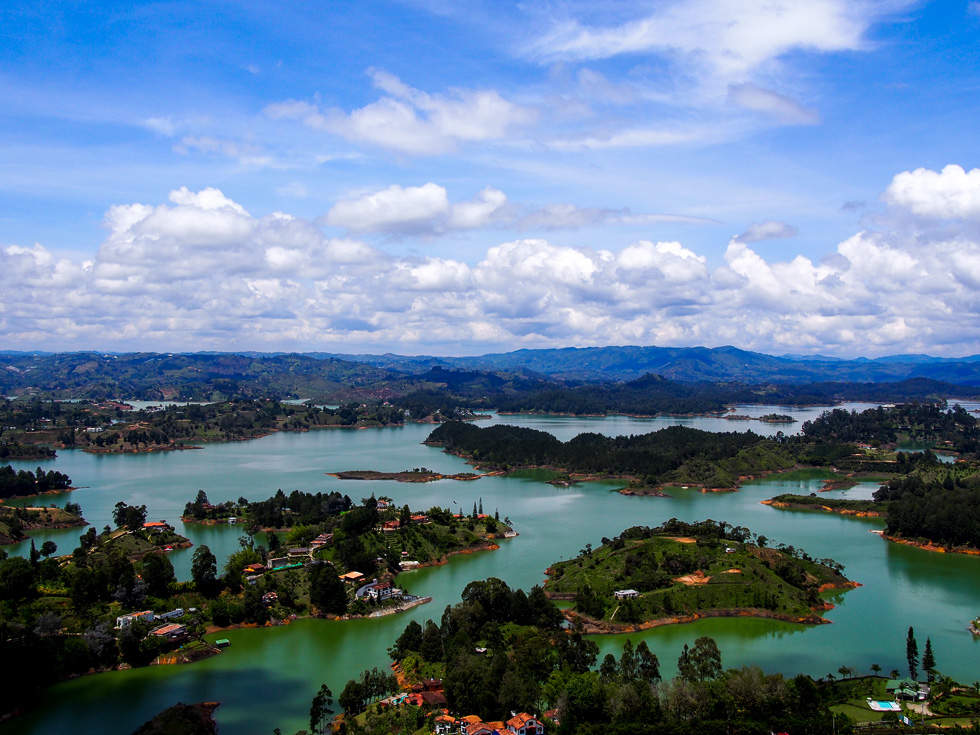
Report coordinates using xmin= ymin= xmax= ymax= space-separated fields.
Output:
xmin=801 ymin=402 xmax=980 ymax=453
xmin=0 ymin=464 xmax=72 ymax=499
xmin=492 ymin=375 xmax=978 ymax=416
xmin=426 ymin=422 xmax=796 ymax=487
xmin=350 ymin=577 xmax=849 ymax=735
xmin=875 ymin=467 xmax=980 ymax=549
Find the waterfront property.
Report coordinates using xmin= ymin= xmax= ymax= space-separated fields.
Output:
xmin=886 ymin=679 xmax=930 ymax=701
xmin=148 ymin=623 xmax=188 ymax=643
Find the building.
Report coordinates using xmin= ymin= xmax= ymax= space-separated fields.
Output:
xmin=310 ymin=533 xmax=333 ymax=549
xmin=116 ymin=610 xmax=155 ymax=629
xmin=148 ymin=623 xmax=188 ymax=642
xmin=613 ymin=589 xmax=639 ymax=599
xmin=366 ymin=581 xmax=402 ymax=600
xmin=157 ymin=608 xmax=184 ymax=621
xmin=339 ymin=571 xmax=365 ymax=584
xmin=506 ymin=713 xmax=544 ymax=735
xmin=142 ymin=521 xmax=172 ymax=533
xmin=886 ymin=679 xmax=930 ymax=700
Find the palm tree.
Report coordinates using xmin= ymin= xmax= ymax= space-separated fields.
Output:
xmin=871 ymin=663 xmax=882 ymax=678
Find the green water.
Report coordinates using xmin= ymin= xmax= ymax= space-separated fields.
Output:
xmin=3 ymin=405 xmax=979 ymax=735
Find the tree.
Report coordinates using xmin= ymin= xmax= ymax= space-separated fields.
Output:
xmin=689 ymin=636 xmax=722 ymax=682
xmin=309 ymin=683 xmax=334 ymax=734
xmin=141 ymin=553 xmax=175 ymax=598
xmin=922 ymin=638 xmax=936 ymax=683
xmin=906 ymin=626 xmax=918 ymax=680
xmin=308 ymin=562 xmax=348 ymax=615
xmin=0 ymin=557 xmax=36 ymax=600
xmin=871 ymin=663 xmax=882 ymax=677
xmin=677 ymin=644 xmax=696 ymax=682
xmin=112 ymin=501 xmax=147 ymax=530
xmin=39 ymin=540 xmax=57 ymax=558
xmin=389 ymin=619 xmax=423 ymax=659
xmin=339 ymin=679 xmax=366 ymax=714
xmin=420 ymin=619 xmax=443 ymax=662
xmin=191 ymin=544 xmax=218 ymax=595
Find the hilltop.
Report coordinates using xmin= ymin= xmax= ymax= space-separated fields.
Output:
xmin=544 ymin=520 xmax=855 ymax=632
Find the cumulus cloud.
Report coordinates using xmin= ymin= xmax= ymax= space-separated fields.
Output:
xmin=266 ymin=70 xmax=535 ymax=155
xmin=734 ymin=220 xmax=799 ymax=243
xmin=6 ymin=175 xmax=980 ymax=356
xmin=326 ymin=184 xmax=451 ymax=233
xmin=883 ymin=164 xmax=980 ymax=219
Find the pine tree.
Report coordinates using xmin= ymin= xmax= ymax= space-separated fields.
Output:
xmin=906 ymin=626 xmax=919 ymax=680
xmin=922 ymin=637 xmax=936 ymax=682
xmin=478 ymin=497 xmax=483 ymax=515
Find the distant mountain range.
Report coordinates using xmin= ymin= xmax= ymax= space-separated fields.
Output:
xmin=3 ymin=346 xmax=980 ymax=402
xmin=313 ymin=345 xmax=980 ymax=384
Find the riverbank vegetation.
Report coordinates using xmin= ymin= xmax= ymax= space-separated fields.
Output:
xmin=543 ymin=519 xmax=852 ymax=630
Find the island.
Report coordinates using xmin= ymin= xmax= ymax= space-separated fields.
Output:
xmin=761 ymin=493 xmax=885 ymax=517
xmin=542 ymin=519 xmax=856 ymax=633
xmin=0 ymin=502 xmax=87 ymax=545
xmin=328 ymin=468 xmax=481 ymax=483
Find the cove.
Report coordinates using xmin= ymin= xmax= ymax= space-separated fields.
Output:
xmin=3 ymin=404 xmax=979 ymax=735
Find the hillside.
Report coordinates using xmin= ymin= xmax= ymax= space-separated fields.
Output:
xmin=544 ymin=520 xmax=854 ymax=631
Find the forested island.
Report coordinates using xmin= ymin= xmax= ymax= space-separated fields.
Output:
xmin=0 ymin=464 xmax=73 ymax=499
xmin=543 ymin=520 xmax=853 ymax=632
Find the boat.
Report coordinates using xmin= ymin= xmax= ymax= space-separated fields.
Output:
xmin=215 ymin=638 xmax=230 ymax=648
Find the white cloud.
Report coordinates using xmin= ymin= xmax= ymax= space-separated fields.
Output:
xmin=530 ymin=0 xmax=879 ymax=84
xmin=734 ymin=220 xmax=800 ymax=243
xmin=325 ymin=183 xmax=710 ymax=234
xmin=173 ymin=136 xmax=273 ymax=167
xmin=448 ymin=187 xmax=510 ymax=229
xmin=728 ymin=83 xmax=819 ymax=125
xmin=326 ymin=184 xmax=450 ymax=233
xmin=883 ymin=164 xmax=980 ymax=219
xmin=266 ymin=70 xmax=535 ymax=155
xmin=7 ymin=171 xmax=980 ymax=356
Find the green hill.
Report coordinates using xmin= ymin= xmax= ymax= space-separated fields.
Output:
xmin=544 ymin=520 xmax=853 ymax=631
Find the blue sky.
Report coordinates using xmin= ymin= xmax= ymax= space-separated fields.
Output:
xmin=2 ymin=0 xmax=980 ymax=357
